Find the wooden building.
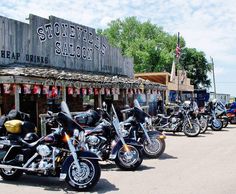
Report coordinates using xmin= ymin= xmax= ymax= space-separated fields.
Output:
xmin=0 ymin=14 xmax=166 ymax=129
xmin=135 ymin=70 xmax=194 ymax=103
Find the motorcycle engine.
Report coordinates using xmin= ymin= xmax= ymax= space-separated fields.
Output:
xmin=36 ymin=145 xmax=51 ymax=157
xmin=86 ymin=135 xmax=100 ymax=146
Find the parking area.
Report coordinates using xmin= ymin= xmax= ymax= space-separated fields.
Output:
xmin=1 ymin=126 xmax=236 ymax=194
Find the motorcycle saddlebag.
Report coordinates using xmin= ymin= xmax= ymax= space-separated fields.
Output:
xmin=4 ymin=120 xmax=23 ymax=134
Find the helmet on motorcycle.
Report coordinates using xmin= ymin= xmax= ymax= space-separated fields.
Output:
xmin=24 ymin=132 xmax=39 ymax=143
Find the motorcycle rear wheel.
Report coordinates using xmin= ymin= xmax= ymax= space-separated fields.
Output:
xmin=115 ymin=145 xmax=143 ymax=171
xmin=0 ymin=168 xmax=23 ymax=181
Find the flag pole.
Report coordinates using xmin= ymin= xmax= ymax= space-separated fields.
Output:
xmin=211 ymin=56 xmax=217 ymax=99
xmin=176 ymin=32 xmax=180 ymax=101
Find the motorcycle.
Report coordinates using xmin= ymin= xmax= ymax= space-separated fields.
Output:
xmin=120 ymin=99 xmax=166 ymax=158
xmin=186 ymin=100 xmax=208 ymax=134
xmin=0 ymin=101 xmax=101 ymax=191
xmin=75 ymin=103 xmax=143 ymax=171
xmin=205 ymin=99 xmax=223 ymax=131
xmin=152 ymin=101 xmax=201 ymax=137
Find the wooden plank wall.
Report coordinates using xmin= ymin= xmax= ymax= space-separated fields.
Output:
xmin=0 ymin=14 xmax=134 ymax=78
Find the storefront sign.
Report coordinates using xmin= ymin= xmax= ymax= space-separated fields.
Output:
xmin=0 ymin=14 xmax=134 ymax=77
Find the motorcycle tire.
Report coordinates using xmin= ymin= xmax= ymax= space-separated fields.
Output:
xmin=0 ymin=168 xmax=23 ymax=181
xmin=211 ymin=119 xmax=223 ymax=131
xmin=183 ymin=120 xmax=201 ymax=137
xmin=199 ymin=117 xmax=208 ymax=134
xmin=66 ymin=158 xmax=101 ymax=191
xmin=222 ymin=118 xmax=229 ymax=128
xmin=115 ymin=144 xmax=143 ymax=171
xmin=143 ymin=137 xmax=166 ymax=158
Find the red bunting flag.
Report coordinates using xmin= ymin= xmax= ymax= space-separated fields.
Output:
xmin=3 ymin=84 xmax=11 ymax=94
xmin=51 ymin=86 xmax=58 ymax=97
xmin=33 ymin=85 xmax=41 ymax=94
xmin=82 ymin=88 xmax=87 ymax=95
xmin=74 ymin=88 xmax=80 ymax=95
xmin=23 ymin=84 xmax=31 ymax=94
xmin=68 ymin=87 xmax=74 ymax=95
xmin=43 ymin=85 xmax=49 ymax=94
xmin=94 ymin=88 xmax=99 ymax=95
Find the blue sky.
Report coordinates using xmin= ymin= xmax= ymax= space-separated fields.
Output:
xmin=1 ymin=0 xmax=236 ymax=96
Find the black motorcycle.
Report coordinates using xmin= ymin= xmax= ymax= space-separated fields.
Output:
xmin=75 ymin=103 xmax=143 ymax=171
xmin=204 ymin=100 xmax=224 ymax=131
xmin=120 ymin=99 xmax=166 ymax=158
xmin=0 ymin=101 xmax=101 ymax=191
xmin=152 ymin=102 xmax=201 ymax=137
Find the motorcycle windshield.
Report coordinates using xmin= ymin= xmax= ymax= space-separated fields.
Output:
xmin=61 ymin=101 xmax=72 ymax=119
xmin=59 ymin=101 xmax=84 ymax=133
xmin=133 ymin=99 xmax=149 ymax=123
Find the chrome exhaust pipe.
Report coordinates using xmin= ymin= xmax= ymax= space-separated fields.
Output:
xmin=0 ymin=164 xmax=29 ymax=170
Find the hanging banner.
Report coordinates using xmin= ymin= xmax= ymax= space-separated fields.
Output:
xmin=82 ymin=88 xmax=87 ymax=96
xmin=68 ymin=87 xmax=74 ymax=95
xmin=51 ymin=86 xmax=58 ymax=97
xmin=74 ymin=88 xmax=80 ymax=95
xmin=23 ymin=84 xmax=31 ymax=94
xmin=88 ymin=88 xmax=93 ymax=95
xmin=33 ymin=85 xmax=41 ymax=94
xmin=3 ymin=84 xmax=11 ymax=94
xmin=105 ymin=88 xmax=111 ymax=95
xmin=94 ymin=88 xmax=99 ymax=95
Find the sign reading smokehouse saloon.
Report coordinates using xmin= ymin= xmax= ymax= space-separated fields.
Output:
xmin=0 ymin=14 xmax=134 ymax=77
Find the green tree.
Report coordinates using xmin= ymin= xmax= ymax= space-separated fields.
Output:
xmin=179 ymin=48 xmax=212 ymax=88
xmin=98 ymin=17 xmax=211 ymax=88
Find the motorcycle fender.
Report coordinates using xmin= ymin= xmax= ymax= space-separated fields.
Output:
xmin=146 ymin=130 xmax=166 ymax=139
xmin=109 ymin=139 xmax=143 ymax=160
xmin=60 ymin=151 xmax=101 ymax=180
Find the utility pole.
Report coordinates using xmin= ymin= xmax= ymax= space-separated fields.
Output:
xmin=211 ymin=56 xmax=217 ymax=99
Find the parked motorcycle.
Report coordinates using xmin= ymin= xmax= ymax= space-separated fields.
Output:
xmin=186 ymin=100 xmax=208 ymax=134
xmin=226 ymin=102 xmax=236 ymax=124
xmin=0 ymin=101 xmax=101 ymax=191
xmin=75 ymin=103 xmax=143 ymax=171
xmin=152 ymin=101 xmax=201 ymax=137
xmin=120 ymin=99 xmax=166 ymax=158
xmin=205 ymin=99 xmax=223 ymax=131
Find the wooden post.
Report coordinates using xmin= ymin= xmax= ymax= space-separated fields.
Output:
xmin=62 ymin=86 xmax=66 ymax=102
xmin=14 ymin=84 xmax=20 ymax=111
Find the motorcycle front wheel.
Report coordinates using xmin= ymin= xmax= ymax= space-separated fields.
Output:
xmin=115 ymin=144 xmax=143 ymax=171
xmin=66 ymin=158 xmax=101 ymax=191
xmin=183 ymin=120 xmax=201 ymax=137
xmin=211 ymin=119 xmax=223 ymax=131
xmin=143 ymin=137 xmax=166 ymax=158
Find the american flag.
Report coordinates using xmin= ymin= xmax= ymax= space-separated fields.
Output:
xmin=175 ymin=44 xmax=181 ymax=59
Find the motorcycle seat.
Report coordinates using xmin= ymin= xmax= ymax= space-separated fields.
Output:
xmin=19 ymin=137 xmax=43 ymax=148
xmin=157 ymin=114 xmax=171 ymax=119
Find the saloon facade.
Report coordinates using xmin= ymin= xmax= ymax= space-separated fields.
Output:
xmin=0 ymin=14 xmax=166 ymax=128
